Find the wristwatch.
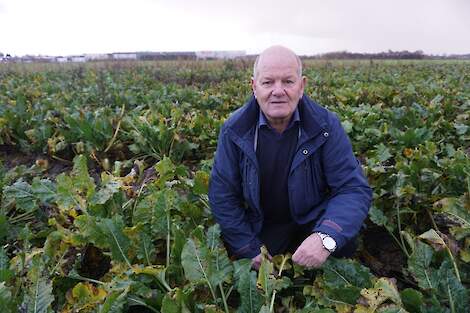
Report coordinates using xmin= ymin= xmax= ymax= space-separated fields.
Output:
xmin=316 ymin=232 xmax=337 ymax=253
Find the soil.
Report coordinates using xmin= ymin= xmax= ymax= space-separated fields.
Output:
xmin=358 ymin=224 xmax=411 ymax=288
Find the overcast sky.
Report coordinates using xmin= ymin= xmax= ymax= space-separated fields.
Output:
xmin=1 ymin=0 xmax=469 ymax=56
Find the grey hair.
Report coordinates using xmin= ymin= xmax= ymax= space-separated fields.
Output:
xmin=252 ymin=54 xmax=303 ymax=79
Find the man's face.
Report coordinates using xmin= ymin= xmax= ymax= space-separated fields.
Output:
xmin=251 ymin=54 xmax=305 ymax=124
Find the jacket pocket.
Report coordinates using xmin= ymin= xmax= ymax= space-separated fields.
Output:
xmin=303 ymin=159 xmax=319 ymax=207
xmin=309 ymin=154 xmax=327 ymax=196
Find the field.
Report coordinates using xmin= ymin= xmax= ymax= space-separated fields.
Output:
xmin=0 ymin=59 xmax=469 ymax=312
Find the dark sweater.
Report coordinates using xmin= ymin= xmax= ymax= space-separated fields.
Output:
xmin=255 ymin=111 xmax=300 ymax=255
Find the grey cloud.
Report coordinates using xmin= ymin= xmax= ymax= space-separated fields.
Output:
xmin=157 ymin=0 xmax=470 ymax=54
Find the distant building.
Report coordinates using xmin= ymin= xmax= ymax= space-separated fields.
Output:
xmin=56 ymin=56 xmax=68 ymax=63
xmin=85 ymin=53 xmax=111 ymax=61
xmin=196 ymin=50 xmax=246 ymax=60
xmin=112 ymin=52 xmax=137 ymax=60
xmin=70 ymin=55 xmax=86 ymax=62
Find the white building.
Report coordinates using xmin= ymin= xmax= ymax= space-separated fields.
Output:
xmin=196 ymin=50 xmax=246 ymax=60
xmin=70 ymin=55 xmax=86 ymax=62
xmin=85 ymin=54 xmax=110 ymax=61
xmin=56 ymin=57 xmax=68 ymax=63
xmin=112 ymin=52 xmax=137 ymax=60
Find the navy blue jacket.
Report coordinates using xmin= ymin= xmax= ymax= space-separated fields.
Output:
xmin=209 ymin=95 xmax=372 ymax=259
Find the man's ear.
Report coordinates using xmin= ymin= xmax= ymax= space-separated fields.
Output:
xmin=251 ymin=77 xmax=257 ymax=98
xmin=301 ymin=75 xmax=307 ymax=95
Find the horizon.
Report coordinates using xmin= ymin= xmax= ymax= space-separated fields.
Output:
xmin=4 ymin=49 xmax=469 ymax=59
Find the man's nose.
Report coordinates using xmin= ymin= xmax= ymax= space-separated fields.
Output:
xmin=271 ymin=81 xmax=285 ymax=96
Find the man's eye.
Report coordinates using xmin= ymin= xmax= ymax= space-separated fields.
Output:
xmin=262 ymin=81 xmax=272 ymax=86
xmin=285 ymin=80 xmax=294 ymax=84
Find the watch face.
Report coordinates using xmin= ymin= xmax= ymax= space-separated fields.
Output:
xmin=323 ymin=237 xmax=336 ymax=250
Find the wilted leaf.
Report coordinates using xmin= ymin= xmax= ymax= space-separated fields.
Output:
xmin=433 ymin=196 xmax=470 ymax=240
xmin=357 ymin=278 xmax=402 ymax=311
xmin=193 ymin=170 xmax=209 ymax=195
xmin=418 ymin=229 xmax=446 ymax=251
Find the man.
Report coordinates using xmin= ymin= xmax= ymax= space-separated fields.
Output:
xmin=209 ymin=45 xmax=372 ymax=269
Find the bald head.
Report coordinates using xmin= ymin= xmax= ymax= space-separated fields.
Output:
xmin=253 ymin=45 xmax=302 ymax=79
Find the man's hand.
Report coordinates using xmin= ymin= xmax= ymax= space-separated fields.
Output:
xmin=251 ymin=252 xmax=272 ymax=270
xmin=292 ymin=233 xmax=330 ymax=268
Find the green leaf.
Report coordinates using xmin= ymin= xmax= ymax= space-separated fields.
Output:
xmin=136 ymin=231 xmax=156 ymax=265
xmin=256 ymin=247 xmax=291 ymax=305
xmin=181 ymin=225 xmax=232 ymax=293
xmin=133 ymin=189 xmax=176 ymax=239
xmin=234 ymin=259 xmax=263 ymax=313
xmin=0 ymin=247 xmax=13 ymax=282
xmin=436 ymin=260 xmax=469 ymax=313
xmin=0 ymin=214 xmax=9 ymax=244
xmin=155 ymin=156 xmax=176 ymax=188
xmin=341 ymin=120 xmax=353 ymax=134
xmin=256 ymin=248 xmax=274 ymax=300
xmin=307 ymin=258 xmax=374 ymax=308
xmin=55 ymin=174 xmax=79 ymax=210
xmin=55 ymin=155 xmax=95 ymax=211
xmin=181 ymin=239 xmax=212 ymax=285
xmin=170 ymin=226 xmax=186 ymax=267
xmin=323 ymin=258 xmax=374 ymax=290
xmin=400 ymin=288 xmax=424 ymax=313
xmin=3 ymin=179 xmax=37 ymax=212
xmin=90 ymin=173 xmax=122 ymax=206
xmin=258 ymin=305 xmax=270 ymax=313
xmin=99 ymin=289 xmax=129 ymax=313
xmin=0 ymin=282 xmax=14 ymax=313
xmin=376 ymin=143 xmax=392 ymax=163
xmin=75 ymin=215 xmax=131 ymax=267
xmin=369 ymin=206 xmax=390 ymax=229
xmin=407 ymin=241 xmax=439 ymax=290
xmin=31 ymin=178 xmax=56 ymax=205
xmin=22 ymin=261 xmax=54 ymax=313
xmin=71 ymin=155 xmax=95 ymax=193
xmin=161 ymin=288 xmax=192 ymax=313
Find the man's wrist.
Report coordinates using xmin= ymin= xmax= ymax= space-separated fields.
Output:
xmin=315 ymin=232 xmax=337 ymax=253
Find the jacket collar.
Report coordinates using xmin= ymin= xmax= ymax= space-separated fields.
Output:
xmin=228 ymin=94 xmax=328 ymax=142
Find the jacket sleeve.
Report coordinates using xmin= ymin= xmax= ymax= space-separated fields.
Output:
xmin=313 ymin=113 xmax=372 ymax=250
xmin=209 ymin=126 xmax=262 ymax=259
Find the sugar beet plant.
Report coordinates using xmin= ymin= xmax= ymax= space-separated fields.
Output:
xmin=0 ymin=60 xmax=469 ymax=312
